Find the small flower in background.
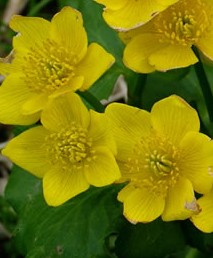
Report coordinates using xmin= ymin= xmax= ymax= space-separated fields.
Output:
xmin=105 ymin=95 xmax=213 ymax=224
xmin=191 ymin=188 xmax=213 ymax=233
xmin=0 ymin=6 xmax=115 ymax=125
xmin=2 ymin=93 xmax=121 ymax=206
xmin=95 ymin=0 xmax=178 ymax=31
xmin=121 ymin=0 xmax=213 ymax=73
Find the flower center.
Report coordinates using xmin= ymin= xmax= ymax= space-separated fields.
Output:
xmin=126 ymin=133 xmax=181 ymax=197
xmin=22 ymin=39 xmax=79 ymax=93
xmin=154 ymin=0 xmax=211 ymax=46
xmin=45 ymin=122 xmax=94 ymax=168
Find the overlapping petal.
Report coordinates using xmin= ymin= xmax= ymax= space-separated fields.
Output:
xmin=118 ymin=185 xmax=165 ymax=223
xmin=41 ymin=92 xmax=90 ymax=132
xmin=191 ymin=190 xmax=213 ymax=233
xmin=151 ymin=95 xmax=200 ymax=145
xmin=50 ymin=6 xmax=87 ymax=61
xmin=10 ymin=15 xmax=50 ymax=50
xmin=162 ymin=178 xmax=196 ymax=221
xmin=96 ymin=0 xmax=178 ymax=30
xmin=84 ymin=146 xmax=120 ymax=187
xmin=0 ymin=74 xmax=39 ymax=125
xmin=179 ymin=132 xmax=213 ymax=194
xmin=75 ymin=43 xmax=115 ymax=91
xmin=105 ymin=103 xmax=151 ymax=160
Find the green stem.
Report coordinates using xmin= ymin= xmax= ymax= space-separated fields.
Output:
xmin=193 ymin=46 xmax=213 ymax=122
xmin=128 ymin=74 xmax=147 ymax=108
xmin=28 ymin=0 xmax=53 ymax=16
xmin=77 ymin=91 xmax=105 ymax=113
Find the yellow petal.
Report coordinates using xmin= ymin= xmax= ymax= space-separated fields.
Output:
xmin=41 ymin=92 xmax=90 ymax=132
xmin=50 ymin=6 xmax=87 ymax=62
xmin=151 ymin=95 xmax=200 ymax=145
xmin=84 ymin=146 xmax=121 ymax=187
xmin=149 ymin=45 xmax=198 ymax=71
xmin=49 ymin=76 xmax=84 ymax=99
xmin=2 ymin=126 xmax=50 ymax=178
xmin=118 ymin=185 xmax=165 ymax=223
xmin=0 ymin=74 xmax=40 ymax=125
xmin=196 ymin=29 xmax=213 ymax=61
xmin=88 ymin=110 xmax=116 ymax=154
xmin=102 ymin=0 xmax=174 ymax=30
xmin=22 ymin=94 xmax=48 ymax=115
xmin=180 ymin=132 xmax=213 ymax=194
xmin=10 ymin=15 xmax=50 ymax=50
xmin=75 ymin=43 xmax=115 ymax=91
xmin=162 ymin=177 xmax=196 ymax=221
xmin=191 ymin=190 xmax=213 ymax=233
xmin=105 ymin=103 xmax=151 ymax=160
xmin=123 ymin=33 xmax=166 ymax=73
xmin=43 ymin=165 xmax=89 ymax=206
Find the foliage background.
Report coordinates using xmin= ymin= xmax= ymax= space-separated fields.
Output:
xmin=1 ymin=0 xmax=213 ymax=257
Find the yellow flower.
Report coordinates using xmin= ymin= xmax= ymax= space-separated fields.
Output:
xmin=0 ymin=6 xmax=115 ymax=125
xmin=105 ymin=95 xmax=213 ymax=223
xmin=121 ymin=0 xmax=213 ymax=73
xmin=2 ymin=93 xmax=121 ymax=206
xmin=95 ymin=0 xmax=178 ymax=31
xmin=191 ymin=189 xmax=213 ymax=233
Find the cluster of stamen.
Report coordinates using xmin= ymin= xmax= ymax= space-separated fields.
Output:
xmin=154 ymin=0 xmax=211 ymax=46
xmin=45 ymin=122 xmax=95 ymax=169
xmin=126 ymin=133 xmax=181 ymax=197
xmin=23 ymin=39 xmax=80 ymax=93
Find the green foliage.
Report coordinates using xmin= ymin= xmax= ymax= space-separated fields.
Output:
xmin=115 ymin=219 xmax=186 ymax=258
xmin=5 ymin=166 xmax=124 ymax=258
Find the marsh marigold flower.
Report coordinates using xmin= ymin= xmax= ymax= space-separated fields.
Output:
xmin=95 ymin=0 xmax=178 ymax=31
xmin=2 ymin=93 xmax=121 ymax=206
xmin=121 ymin=0 xmax=213 ymax=73
xmin=105 ymin=95 xmax=213 ymax=223
xmin=0 ymin=6 xmax=115 ymax=125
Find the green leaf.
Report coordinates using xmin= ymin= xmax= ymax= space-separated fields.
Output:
xmin=115 ymin=219 xmax=186 ymax=258
xmin=183 ymin=220 xmax=213 ymax=257
xmin=5 ymin=166 xmax=123 ymax=258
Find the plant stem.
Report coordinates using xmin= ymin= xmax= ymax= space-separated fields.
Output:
xmin=77 ymin=90 xmax=105 ymax=113
xmin=193 ymin=46 xmax=213 ymax=122
xmin=128 ymin=74 xmax=147 ymax=108
xmin=28 ymin=0 xmax=53 ymax=16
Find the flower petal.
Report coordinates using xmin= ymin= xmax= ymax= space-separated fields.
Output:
xmin=149 ymin=45 xmax=198 ymax=71
xmin=75 ymin=43 xmax=115 ymax=91
xmin=118 ymin=184 xmax=165 ymax=223
xmin=41 ymin=92 xmax=90 ymax=132
xmin=123 ymin=33 xmax=166 ymax=73
xmin=0 ymin=74 xmax=40 ymax=125
xmin=84 ymin=146 xmax=120 ymax=187
xmin=49 ymin=76 xmax=84 ymax=99
xmin=105 ymin=103 xmax=152 ymax=160
xmin=151 ymin=95 xmax=200 ymax=145
xmin=180 ymin=132 xmax=213 ymax=194
xmin=2 ymin=126 xmax=50 ymax=178
xmin=22 ymin=94 xmax=48 ymax=115
xmin=196 ymin=29 xmax=213 ymax=61
xmin=191 ymin=190 xmax=213 ymax=233
xmin=162 ymin=177 xmax=196 ymax=221
xmin=88 ymin=110 xmax=116 ymax=154
xmin=10 ymin=15 xmax=50 ymax=50
xmin=43 ymin=165 xmax=89 ymax=206
xmin=100 ymin=0 xmax=178 ymax=30
xmin=50 ymin=6 xmax=87 ymax=61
